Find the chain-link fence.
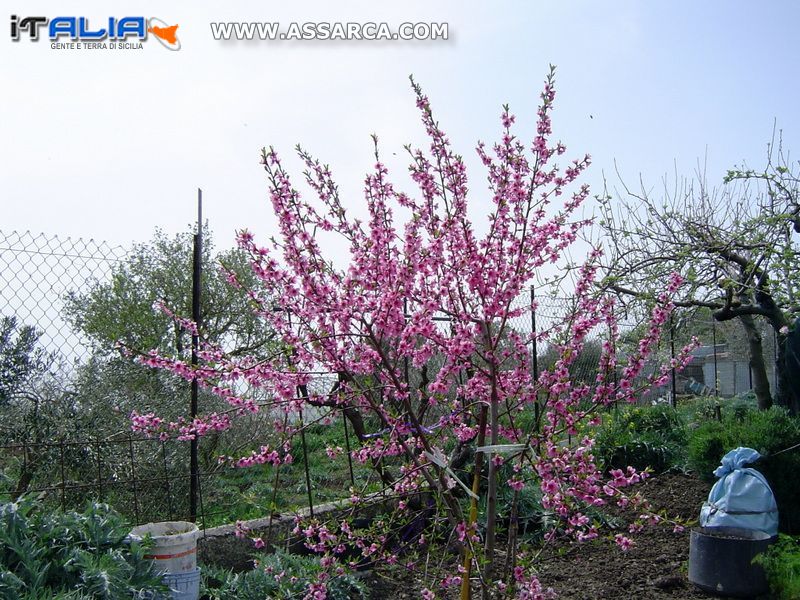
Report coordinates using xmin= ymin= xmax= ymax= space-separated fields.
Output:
xmin=0 ymin=230 xmax=217 ymax=525
xmin=0 ymin=229 xmax=358 ymax=527
xmin=675 ymin=311 xmax=779 ymax=398
xmin=0 ymin=228 xmax=781 ymax=527
xmin=1 ymin=434 xmax=188 ymax=525
xmin=0 ymin=230 xmax=127 ymax=376
xmin=508 ymin=290 xmax=779 ymax=405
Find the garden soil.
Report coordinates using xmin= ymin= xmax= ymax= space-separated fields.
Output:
xmin=534 ymin=473 xmax=714 ymax=599
xmin=367 ymin=473 xmax=724 ymax=599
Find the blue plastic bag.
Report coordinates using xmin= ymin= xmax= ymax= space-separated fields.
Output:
xmin=699 ymin=447 xmax=778 ymax=536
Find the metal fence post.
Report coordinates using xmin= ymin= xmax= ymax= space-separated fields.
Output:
xmin=530 ymin=286 xmax=538 ymax=379
xmin=712 ymin=319 xmax=719 ymax=396
xmin=530 ymin=286 xmax=540 ymax=432
xmin=189 ymin=190 xmax=203 ymax=523
xmin=403 ymin=297 xmax=410 ymax=389
xmin=670 ymin=312 xmax=677 ymax=407
xmin=95 ymin=438 xmax=103 ymax=502
xmin=161 ymin=440 xmax=175 ymax=521
xmin=774 ymin=327 xmax=779 ymax=395
xmin=59 ymin=439 xmax=67 ymax=511
xmin=127 ymin=435 xmax=140 ymax=524
xmin=610 ymin=305 xmax=619 ymax=414
xmin=299 ymin=407 xmax=314 ymax=517
xmin=342 ymin=409 xmax=355 ymax=488
xmin=196 ymin=457 xmax=208 ymax=531
xmin=18 ymin=441 xmax=28 ymax=500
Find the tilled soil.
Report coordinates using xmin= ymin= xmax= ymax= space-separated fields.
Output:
xmin=368 ymin=473 xmax=717 ymax=599
xmin=534 ymin=472 xmax=713 ymax=599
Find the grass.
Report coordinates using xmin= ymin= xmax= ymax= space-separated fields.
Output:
xmin=0 ymin=417 xmax=384 ymax=529
xmin=200 ymin=422 xmax=382 ymax=528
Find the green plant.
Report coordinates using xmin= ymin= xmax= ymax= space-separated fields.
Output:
xmin=687 ymin=419 xmax=728 ymax=480
xmin=594 ymin=404 xmax=688 ymax=474
xmin=687 ymin=406 xmax=800 ymax=533
xmin=0 ymin=495 xmax=166 ymax=599
xmin=199 ymin=419 xmax=376 ymax=528
xmin=678 ymin=395 xmax=721 ymax=423
xmin=727 ymin=392 xmax=759 ymax=421
xmin=201 ymin=550 xmax=369 ymax=599
xmin=753 ymin=534 xmax=800 ymax=599
xmin=680 ymin=393 xmax=758 ymax=426
xmin=0 ymin=317 xmax=50 ymax=407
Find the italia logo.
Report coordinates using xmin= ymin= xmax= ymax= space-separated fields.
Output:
xmin=10 ymin=15 xmax=181 ymax=50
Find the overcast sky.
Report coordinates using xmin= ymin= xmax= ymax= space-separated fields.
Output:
xmin=3 ymin=1 xmax=799 ymax=253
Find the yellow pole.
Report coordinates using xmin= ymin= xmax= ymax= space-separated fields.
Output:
xmin=460 ymin=405 xmax=487 ymax=600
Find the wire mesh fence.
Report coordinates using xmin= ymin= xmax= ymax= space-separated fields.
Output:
xmin=0 ymin=435 xmax=185 ymax=525
xmin=0 ymin=230 xmax=202 ymax=525
xmin=0 ymin=433 xmax=287 ymax=528
xmin=0 ymin=230 xmax=127 ymax=377
xmin=0 ymin=228 xmax=780 ymax=527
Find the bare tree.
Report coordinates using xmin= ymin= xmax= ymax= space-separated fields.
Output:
xmin=598 ymin=138 xmax=800 ymax=413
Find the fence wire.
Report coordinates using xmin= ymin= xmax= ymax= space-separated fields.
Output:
xmin=0 ymin=229 xmax=779 ymax=526
xmin=0 ymin=230 xmax=127 ymax=375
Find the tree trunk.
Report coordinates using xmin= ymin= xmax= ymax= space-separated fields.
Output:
xmin=13 ymin=446 xmax=38 ymax=499
xmin=343 ymin=405 xmax=367 ymax=441
xmin=775 ymin=330 xmax=800 ymax=415
xmin=738 ymin=314 xmax=772 ymax=410
xmin=752 ymin=294 xmax=797 ymax=415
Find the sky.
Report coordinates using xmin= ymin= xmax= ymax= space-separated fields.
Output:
xmin=3 ymin=1 xmax=800 ymax=253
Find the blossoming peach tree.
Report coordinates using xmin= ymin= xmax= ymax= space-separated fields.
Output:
xmin=131 ymin=67 xmax=695 ymax=599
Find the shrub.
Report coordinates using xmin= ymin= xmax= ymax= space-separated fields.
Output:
xmin=201 ymin=550 xmax=368 ymax=600
xmin=680 ymin=393 xmax=758 ymax=425
xmin=687 ymin=406 xmax=800 ymax=533
xmin=753 ymin=534 xmax=800 ymax=599
xmin=594 ymin=404 xmax=688 ymax=474
xmin=726 ymin=392 xmax=759 ymax=421
xmin=686 ymin=419 xmax=727 ymax=479
xmin=0 ymin=495 xmax=166 ymax=599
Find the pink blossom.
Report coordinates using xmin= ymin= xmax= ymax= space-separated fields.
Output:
xmin=614 ymin=534 xmax=634 ymax=551
xmin=234 ymin=520 xmax=250 ymax=539
xmin=508 ymin=476 xmax=525 ymax=492
xmin=126 ymin=67 xmax=689 ymax=599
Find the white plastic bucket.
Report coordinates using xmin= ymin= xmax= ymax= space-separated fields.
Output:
xmin=161 ymin=568 xmax=201 ymax=600
xmin=129 ymin=521 xmax=200 ymax=575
